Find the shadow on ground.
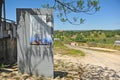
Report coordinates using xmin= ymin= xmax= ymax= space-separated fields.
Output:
xmin=54 ymin=71 xmax=68 ymax=78
xmin=0 ymin=69 xmax=12 ymax=73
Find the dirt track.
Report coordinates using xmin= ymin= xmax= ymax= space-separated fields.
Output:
xmin=55 ymin=44 xmax=120 ymax=71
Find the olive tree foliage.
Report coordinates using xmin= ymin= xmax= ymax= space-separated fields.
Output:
xmin=42 ymin=0 xmax=100 ymax=25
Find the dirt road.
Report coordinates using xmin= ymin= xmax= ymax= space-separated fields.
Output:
xmin=55 ymin=44 xmax=120 ymax=71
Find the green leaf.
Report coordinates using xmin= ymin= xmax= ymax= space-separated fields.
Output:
xmin=41 ymin=4 xmax=50 ymax=8
xmin=73 ymin=17 xmax=78 ymax=22
xmin=90 ymin=0 xmax=99 ymax=7
xmin=60 ymin=18 xmax=67 ymax=22
xmin=80 ymin=18 xmax=85 ymax=24
xmin=77 ymin=0 xmax=84 ymax=7
xmin=95 ymin=6 xmax=100 ymax=11
xmin=59 ymin=13 xmax=63 ymax=17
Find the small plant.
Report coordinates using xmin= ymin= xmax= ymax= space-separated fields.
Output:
xmin=54 ymin=41 xmax=85 ymax=56
xmin=0 ymin=64 xmax=5 ymax=68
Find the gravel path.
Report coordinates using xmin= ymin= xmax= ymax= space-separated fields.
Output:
xmin=65 ymin=44 xmax=120 ymax=71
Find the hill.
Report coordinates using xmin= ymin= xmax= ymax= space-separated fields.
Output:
xmin=54 ymin=30 xmax=120 ymax=50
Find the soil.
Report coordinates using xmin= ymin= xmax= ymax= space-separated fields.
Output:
xmin=0 ymin=44 xmax=120 ymax=80
xmin=65 ymin=44 xmax=120 ymax=71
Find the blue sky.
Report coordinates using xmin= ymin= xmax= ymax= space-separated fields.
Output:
xmin=5 ymin=0 xmax=120 ymax=30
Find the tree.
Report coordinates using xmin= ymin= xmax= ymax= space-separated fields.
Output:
xmin=42 ymin=0 xmax=100 ymax=25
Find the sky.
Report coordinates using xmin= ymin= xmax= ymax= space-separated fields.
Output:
xmin=4 ymin=0 xmax=120 ymax=30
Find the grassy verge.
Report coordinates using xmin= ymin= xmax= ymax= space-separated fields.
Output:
xmin=80 ymin=47 xmax=114 ymax=53
xmin=79 ymin=42 xmax=120 ymax=51
xmin=54 ymin=41 xmax=85 ymax=56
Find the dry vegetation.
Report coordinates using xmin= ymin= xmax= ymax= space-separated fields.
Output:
xmin=0 ymin=58 xmax=120 ymax=80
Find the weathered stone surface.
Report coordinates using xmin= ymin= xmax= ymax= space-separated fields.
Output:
xmin=17 ymin=8 xmax=54 ymax=78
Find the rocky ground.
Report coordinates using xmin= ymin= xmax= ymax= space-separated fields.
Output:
xmin=0 ymin=57 xmax=120 ymax=80
xmin=54 ymin=59 xmax=120 ymax=80
xmin=0 ymin=45 xmax=120 ymax=80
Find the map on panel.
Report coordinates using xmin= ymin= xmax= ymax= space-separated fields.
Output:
xmin=30 ymin=15 xmax=52 ymax=45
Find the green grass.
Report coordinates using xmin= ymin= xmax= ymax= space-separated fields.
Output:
xmin=54 ymin=40 xmax=67 ymax=49
xmin=65 ymin=48 xmax=85 ymax=56
xmin=54 ymin=41 xmax=85 ymax=56
xmin=0 ymin=64 xmax=5 ymax=68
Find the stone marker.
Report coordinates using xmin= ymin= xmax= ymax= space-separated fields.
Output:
xmin=17 ymin=8 xmax=54 ymax=78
